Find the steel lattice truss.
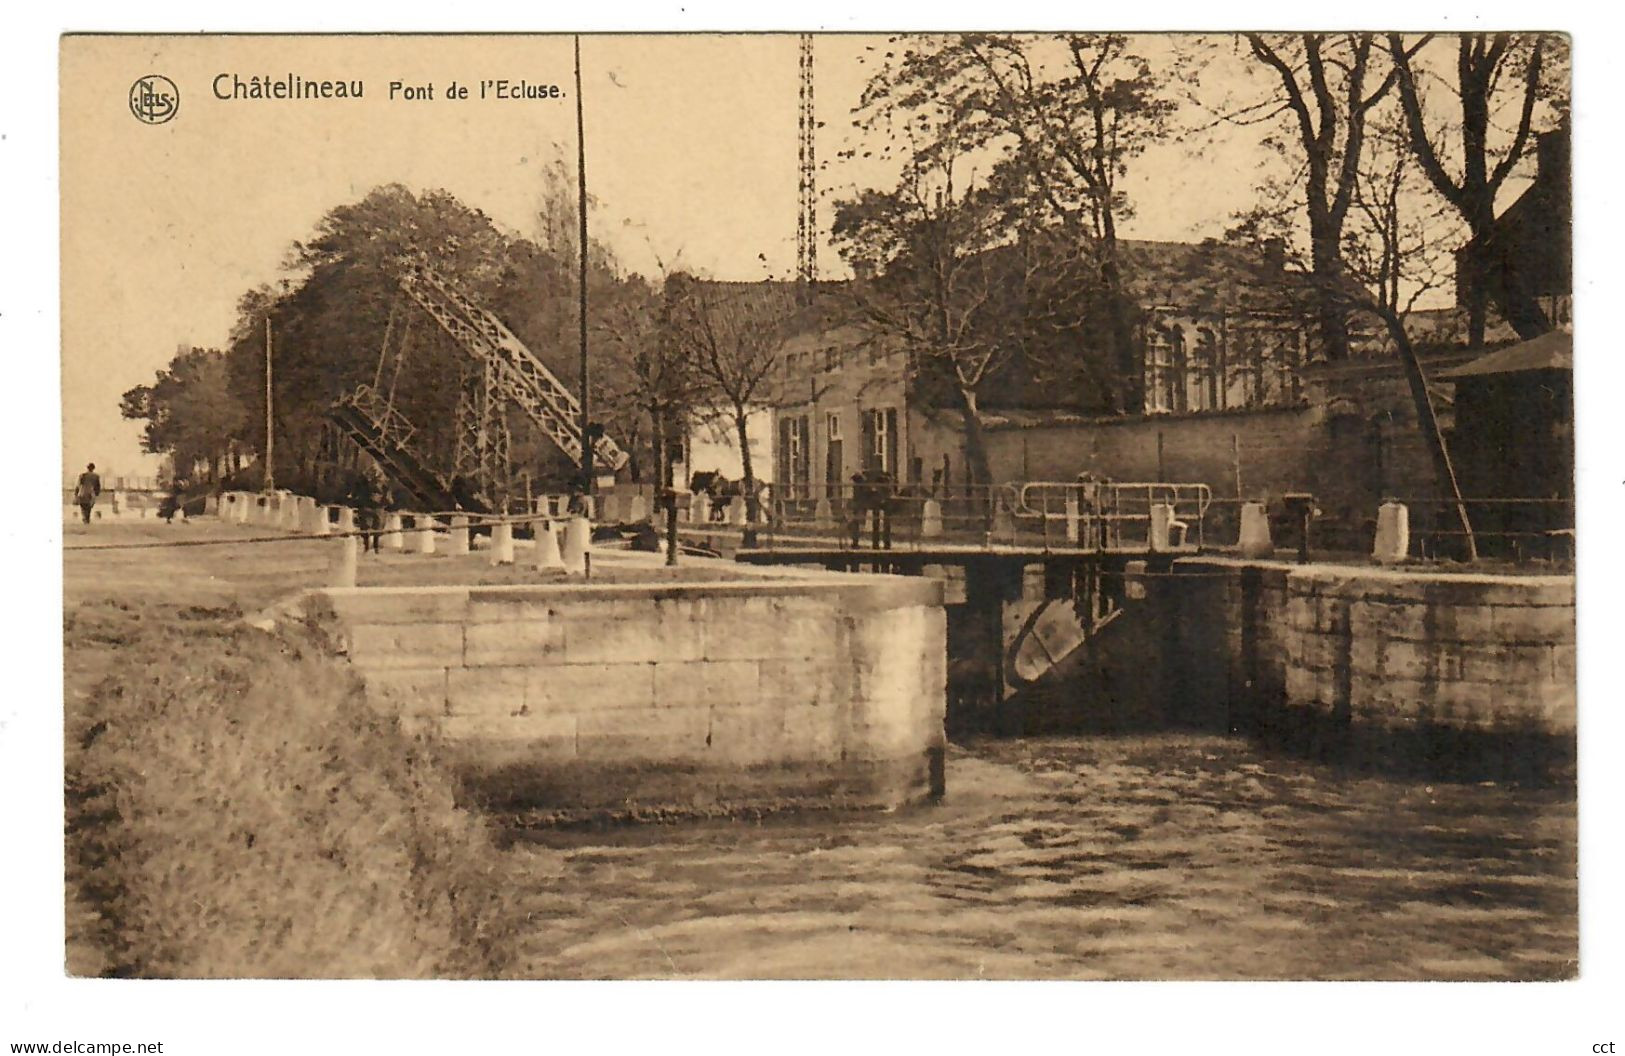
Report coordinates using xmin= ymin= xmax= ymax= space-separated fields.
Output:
xmin=328 ymin=382 xmax=465 ymax=512
xmin=796 ymin=33 xmax=818 ymax=291
xmin=399 ymin=264 xmax=630 ymax=472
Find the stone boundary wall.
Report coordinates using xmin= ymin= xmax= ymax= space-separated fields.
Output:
xmin=1170 ymin=557 xmax=1575 ymax=774
xmin=298 ymin=577 xmax=948 ymax=816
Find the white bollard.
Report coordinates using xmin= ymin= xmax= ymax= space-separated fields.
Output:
xmin=1123 ymin=559 xmax=1149 ymax=601
xmin=992 ymin=502 xmax=1016 ymax=542
xmin=534 ymin=521 xmax=564 ymax=571
xmin=729 ymin=497 xmax=747 ymax=527
xmin=312 ymin=503 xmax=332 ymax=536
xmin=381 ymin=511 xmax=405 ymax=552
xmin=1064 ymin=492 xmax=1081 ymax=544
xmin=813 ymin=495 xmax=832 ymax=527
xmin=691 ymin=492 xmax=711 ymax=524
xmin=447 ymin=514 xmax=470 ymax=556
xmin=330 ymin=535 xmax=358 ymax=588
xmin=1373 ymin=501 xmax=1410 ymax=564
xmin=280 ymin=492 xmax=301 ymax=531
xmin=627 ymin=493 xmax=648 ymax=523
xmin=1238 ymin=501 xmax=1273 ymax=558
xmin=561 ymin=515 xmax=590 ymax=575
xmin=490 ymin=521 xmax=515 ymax=565
xmin=1148 ymin=503 xmax=1175 ymax=552
xmin=921 ymin=499 xmax=944 ymax=538
xmin=335 ymin=506 xmax=356 ymax=535
xmin=415 ymin=514 xmax=437 ymax=555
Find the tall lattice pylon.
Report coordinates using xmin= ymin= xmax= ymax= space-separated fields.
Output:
xmin=796 ymin=33 xmax=817 ymax=299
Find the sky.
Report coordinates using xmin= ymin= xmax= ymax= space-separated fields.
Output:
xmin=58 ymin=33 xmax=1534 ymax=480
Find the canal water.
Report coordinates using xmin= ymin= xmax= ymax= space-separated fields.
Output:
xmin=504 ymin=732 xmax=1576 ymax=980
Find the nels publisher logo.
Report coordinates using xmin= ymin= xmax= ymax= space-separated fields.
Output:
xmin=129 ymin=75 xmax=179 ymax=124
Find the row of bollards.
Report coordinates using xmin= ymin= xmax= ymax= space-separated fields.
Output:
xmin=324 ymin=513 xmax=592 ymax=587
xmin=215 ymin=489 xmax=594 ymax=589
xmin=1231 ymin=497 xmax=1411 ymax=564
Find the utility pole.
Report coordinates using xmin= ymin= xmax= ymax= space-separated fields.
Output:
xmin=575 ymin=34 xmax=593 ymax=502
xmin=263 ymin=313 xmax=275 ymax=492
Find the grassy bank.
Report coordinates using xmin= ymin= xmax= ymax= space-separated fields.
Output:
xmin=64 ymin=598 xmax=529 ymax=978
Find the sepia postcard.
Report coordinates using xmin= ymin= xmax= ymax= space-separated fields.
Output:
xmin=36 ymin=21 xmax=1595 ymax=1052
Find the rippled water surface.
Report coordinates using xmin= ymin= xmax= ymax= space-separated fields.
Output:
xmin=506 ymin=735 xmax=1576 ymax=980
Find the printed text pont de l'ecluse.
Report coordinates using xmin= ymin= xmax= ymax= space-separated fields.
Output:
xmin=210 ymin=74 xmax=565 ymax=102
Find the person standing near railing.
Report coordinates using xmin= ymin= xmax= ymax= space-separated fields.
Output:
xmin=347 ymin=469 xmax=385 ymax=554
xmin=849 ymin=460 xmax=894 ymax=550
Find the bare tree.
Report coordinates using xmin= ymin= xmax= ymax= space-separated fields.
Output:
xmin=1387 ymin=32 xmax=1562 ymax=345
xmin=1342 ymin=116 xmax=1479 ymax=558
xmin=666 ymin=274 xmax=801 ymax=522
xmin=1241 ymin=33 xmax=1420 ymax=362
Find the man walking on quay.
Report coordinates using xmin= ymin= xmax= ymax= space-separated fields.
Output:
xmin=74 ymin=462 xmax=101 ymax=524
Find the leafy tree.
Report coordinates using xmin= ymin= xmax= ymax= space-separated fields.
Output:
xmin=592 ymin=273 xmax=710 ymax=488
xmin=851 ymin=33 xmax=1183 ymax=410
xmin=120 ymin=347 xmax=245 ymax=483
xmin=832 ymin=149 xmax=1098 ymax=486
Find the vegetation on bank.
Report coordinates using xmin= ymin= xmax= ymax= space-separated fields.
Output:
xmin=65 ymin=599 xmax=529 ymax=978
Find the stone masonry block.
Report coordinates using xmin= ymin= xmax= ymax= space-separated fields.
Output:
xmin=446 ymin=667 xmax=529 ymax=717
xmin=1461 ymin=642 xmax=1556 ymax=685
xmin=758 ymin=658 xmax=852 ymax=710
xmin=565 ymin=615 xmax=705 ymax=664
xmin=780 ymin=703 xmax=844 ymax=764
xmin=1492 ymin=603 xmax=1576 ymax=644
xmin=360 ymin=667 xmax=449 ymax=718
xmin=440 ymin=711 xmax=579 ymax=756
xmin=326 ymin=590 xmax=470 ymax=626
xmin=528 ymin=662 xmax=655 ymax=711
xmin=347 ymin=622 xmax=464 ymax=669
xmin=703 ymin=608 xmax=833 ymax=662
xmin=1535 ymin=681 xmax=1577 ymax=735
xmin=1552 ymin=643 xmax=1577 ymax=684
xmin=575 ymin=705 xmax=710 ymax=761
xmin=653 ymin=660 xmax=761 ymax=707
xmin=463 ymin=619 xmax=566 ymax=667
xmin=1284 ymin=595 xmax=1316 ymax=634
xmin=706 ymin=705 xmax=789 ymax=766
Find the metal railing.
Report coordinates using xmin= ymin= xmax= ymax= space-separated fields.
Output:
xmin=1384 ymin=495 xmax=1575 ymax=564
xmin=685 ymin=480 xmax=1213 ymax=554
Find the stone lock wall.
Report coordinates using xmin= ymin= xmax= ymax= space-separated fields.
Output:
xmin=1168 ymin=557 xmax=1576 ymax=774
xmin=300 ymin=578 xmax=948 ymax=815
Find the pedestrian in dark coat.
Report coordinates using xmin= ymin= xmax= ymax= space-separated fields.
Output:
xmin=74 ymin=463 xmax=101 ymax=524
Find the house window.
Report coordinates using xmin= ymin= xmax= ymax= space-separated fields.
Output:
xmin=777 ymin=415 xmax=811 ymax=500
xmin=1188 ymin=327 xmax=1221 ymax=412
xmin=861 ymin=407 xmax=898 ymax=473
xmin=1144 ymin=326 xmax=1172 ymax=414
xmin=827 ymin=414 xmax=841 ymax=441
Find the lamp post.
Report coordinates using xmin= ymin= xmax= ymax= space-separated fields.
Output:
xmin=575 ymin=34 xmax=593 ymax=501
xmin=263 ymin=313 xmax=275 ymax=493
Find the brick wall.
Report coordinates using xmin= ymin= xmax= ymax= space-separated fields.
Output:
xmin=300 ymin=577 xmax=948 ymax=816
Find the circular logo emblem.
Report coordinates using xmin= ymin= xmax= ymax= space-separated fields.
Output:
xmin=129 ymin=75 xmax=179 ymax=125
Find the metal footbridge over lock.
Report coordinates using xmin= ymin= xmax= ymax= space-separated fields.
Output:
xmin=716 ymin=479 xmax=1214 ymax=701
